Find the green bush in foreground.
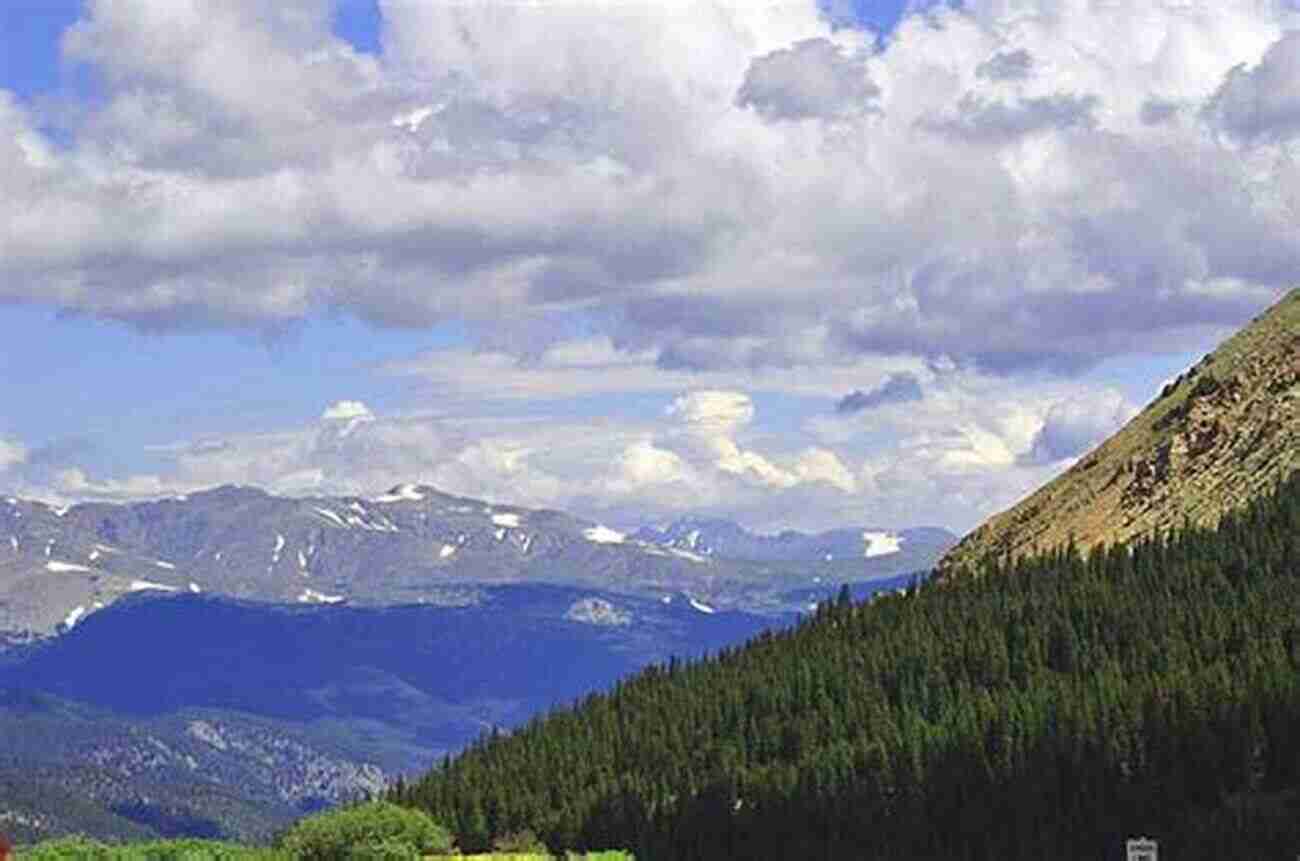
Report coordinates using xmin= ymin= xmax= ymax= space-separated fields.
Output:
xmin=277 ymin=800 xmax=453 ymax=860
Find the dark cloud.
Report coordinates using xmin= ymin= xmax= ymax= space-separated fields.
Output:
xmin=736 ymin=38 xmax=879 ymax=121
xmin=976 ymin=49 xmax=1035 ymax=81
xmin=924 ymin=92 xmax=1098 ymax=141
xmin=836 ymin=373 xmax=923 ymax=414
xmin=1204 ymin=32 xmax=1300 ymax=142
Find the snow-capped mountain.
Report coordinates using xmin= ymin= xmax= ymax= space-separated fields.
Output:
xmin=0 ymin=485 xmax=954 ymax=642
xmin=631 ymin=516 xmax=954 ymax=565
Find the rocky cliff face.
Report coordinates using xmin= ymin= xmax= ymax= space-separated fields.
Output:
xmin=940 ymin=289 xmax=1300 ymax=574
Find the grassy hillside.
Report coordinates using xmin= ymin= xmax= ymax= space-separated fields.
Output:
xmin=394 ymin=472 xmax=1300 ymax=859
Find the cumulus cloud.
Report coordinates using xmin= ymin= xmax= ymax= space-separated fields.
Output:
xmin=0 ymin=0 xmax=1292 ymax=376
xmin=0 ymin=437 xmax=26 ymax=472
xmin=924 ymin=92 xmax=1099 ymax=142
xmin=7 ymin=0 xmax=1300 ymax=532
xmin=669 ymin=391 xmax=755 ymax=436
xmin=976 ymin=48 xmax=1034 ymax=81
xmin=836 ymin=372 xmax=923 ymax=414
xmin=1022 ymin=390 xmax=1137 ymax=465
xmin=1205 ymin=31 xmax=1300 ymax=142
xmin=321 ymin=400 xmax=374 ymax=422
xmin=2 ymin=364 xmax=1151 ymax=533
xmin=736 ymin=37 xmax=879 ymax=121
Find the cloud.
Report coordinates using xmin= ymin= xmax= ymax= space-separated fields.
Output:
xmin=1140 ymin=97 xmax=1181 ymax=125
xmin=0 ymin=0 xmax=1293 ymax=377
xmin=976 ymin=48 xmax=1035 ymax=81
xmin=836 ymin=372 xmax=923 ymax=414
xmin=51 ymin=468 xmax=172 ymax=502
xmin=736 ymin=37 xmax=879 ymax=121
xmin=1204 ymin=31 xmax=1300 ymax=142
xmin=1 ymin=360 xmax=1152 ymax=533
xmin=924 ymin=92 xmax=1099 ymax=142
xmin=668 ymin=390 xmax=755 ymax=435
xmin=0 ymin=437 xmax=26 ymax=473
xmin=321 ymin=400 xmax=375 ymax=422
xmin=1022 ymin=390 xmax=1137 ymax=465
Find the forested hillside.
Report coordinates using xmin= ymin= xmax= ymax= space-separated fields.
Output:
xmin=395 ymin=472 xmax=1300 ymax=859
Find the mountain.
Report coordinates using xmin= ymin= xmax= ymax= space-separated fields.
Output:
xmin=0 ymin=477 xmax=946 ymax=842
xmin=632 ymin=516 xmax=953 ymax=566
xmin=390 ymin=297 xmax=1300 ymax=858
xmin=393 ymin=469 xmax=1300 ymax=860
xmin=0 ymin=690 xmax=384 ymax=844
xmin=0 ymin=582 xmax=792 ymax=842
xmin=940 ymin=289 xmax=1300 ymax=574
xmin=0 ymin=484 xmax=952 ymax=641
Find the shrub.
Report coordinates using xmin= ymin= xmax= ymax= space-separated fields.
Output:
xmin=340 ymin=838 xmax=418 ymax=860
xmin=492 ymin=830 xmax=549 ymax=854
xmin=276 ymin=801 xmax=452 ymax=860
xmin=16 ymin=836 xmax=111 ymax=860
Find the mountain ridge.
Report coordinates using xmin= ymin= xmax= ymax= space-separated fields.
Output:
xmin=940 ymin=288 xmax=1300 ymax=574
xmin=0 ymin=483 xmax=952 ymax=641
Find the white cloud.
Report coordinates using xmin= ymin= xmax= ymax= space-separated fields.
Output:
xmin=736 ymin=37 xmax=879 ymax=121
xmin=0 ymin=437 xmax=27 ymax=472
xmin=4 ymin=0 xmax=1296 ymax=532
xmin=321 ymin=400 xmax=375 ymax=422
xmin=2 ymin=366 xmax=1144 ymax=533
xmin=52 ymin=467 xmax=172 ymax=501
xmin=668 ymin=390 xmax=755 ymax=436
xmin=1205 ymin=31 xmax=1300 ymax=142
xmin=1023 ymin=390 xmax=1138 ymax=465
xmin=0 ymin=0 xmax=1295 ymax=374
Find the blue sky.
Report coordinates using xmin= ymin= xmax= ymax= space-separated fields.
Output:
xmin=0 ymin=0 xmax=1290 ymax=532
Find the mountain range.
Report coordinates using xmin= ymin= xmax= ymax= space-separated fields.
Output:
xmin=0 ymin=483 xmax=952 ymax=643
xmin=0 ymin=484 xmax=949 ymax=842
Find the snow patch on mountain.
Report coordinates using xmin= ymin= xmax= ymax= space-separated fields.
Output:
xmin=373 ymin=484 xmax=425 ymax=503
xmin=314 ymin=508 xmax=348 ymax=528
xmin=130 ymin=580 xmax=178 ymax=592
xmin=583 ymin=525 xmax=625 ymax=545
xmin=298 ymin=588 xmax=345 ymax=605
xmin=862 ymin=531 xmax=902 ymax=558
xmin=491 ymin=512 xmax=521 ymax=528
xmin=46 ymin=561 xmax=92 ymax=573
xmin=688 ymin=597 xmax=716 ymax=615
xmin=439 ymin=543 xmax=457 ymax=559
xmin=63 ymin=606 xmax=85 ymax=629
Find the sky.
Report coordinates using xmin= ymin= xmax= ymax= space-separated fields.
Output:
xmin=0 ymin=0 xmax=1296 ymax=534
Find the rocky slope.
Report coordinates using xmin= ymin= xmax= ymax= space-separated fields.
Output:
xmin=940 ymin=289 xmax=1300 ymax=573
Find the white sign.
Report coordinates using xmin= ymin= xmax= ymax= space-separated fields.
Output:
xmin=1127 ymin=837 xmax=1158 ymax=861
